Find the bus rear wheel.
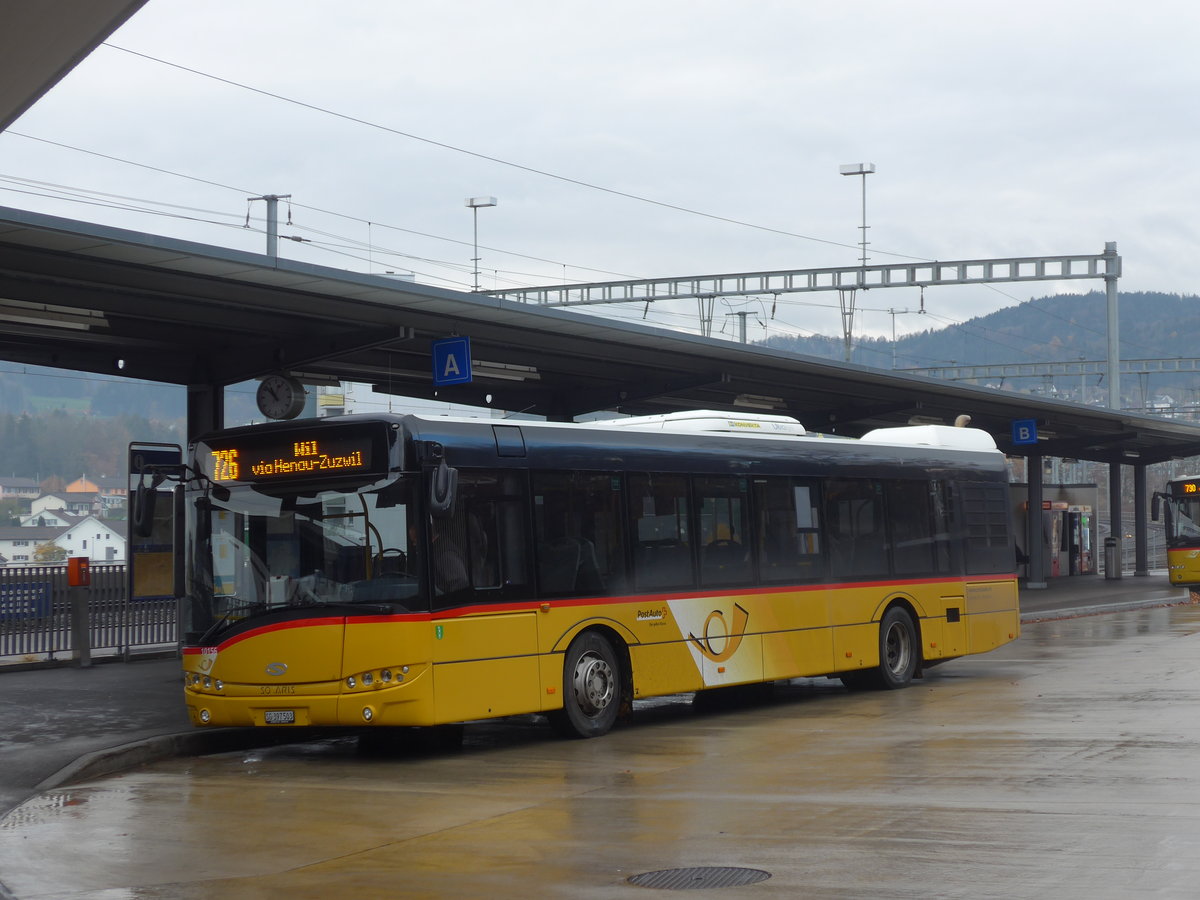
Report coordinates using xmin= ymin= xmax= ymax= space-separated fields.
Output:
xmin=876 ymin=605 xmax=918 ymax=689
xmin=551 ymin=632 xmax=621 ymax=738
xmin=840 ymin=606 xmax=918 ymax=691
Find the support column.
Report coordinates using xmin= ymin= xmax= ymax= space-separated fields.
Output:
xmin=1108 ymin=461 xmax=1123 ymax=579
xmin=187 ymin=383 xmax=224 ymax=443
xmin=69 ymin=582 xmax=91 ymax=668
xmin=1134 ymin=463 xmax=1149 ymax=576
xmin=1105 ymin=241 xmax=1121 ymax=409
xmin=1026 ymin=454 xmax=1046 ymax=589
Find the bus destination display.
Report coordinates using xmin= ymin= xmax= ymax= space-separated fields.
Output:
xmin=203 ymin=429 xmax=380 ymax=484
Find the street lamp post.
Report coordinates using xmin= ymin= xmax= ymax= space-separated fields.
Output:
xmin=838 ymin=163 xmax=875 ymax=273
xmin=465 ymin=196 xmax=498 ymax=291
xmin=837 ymin=163 xmax=875 ymax=363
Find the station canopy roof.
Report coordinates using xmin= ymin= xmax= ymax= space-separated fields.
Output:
xmin=2 ymin=205 xmax=1200 ymax=465
xmin=0 ymin=1 xmax=148 ymax=133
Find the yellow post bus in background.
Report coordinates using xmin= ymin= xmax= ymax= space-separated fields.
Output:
xmin=179 ymin=411 xmax=1020 ymax=739
xmin=1155 ymin=476 xmax=1200 ymax=593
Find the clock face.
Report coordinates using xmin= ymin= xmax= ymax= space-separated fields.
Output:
xmin=256 ymin=374 xmax=306 ymax=420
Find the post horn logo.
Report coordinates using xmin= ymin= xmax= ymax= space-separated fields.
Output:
xmin=265 ymin=662 xmax=288 ymax=676
xmin=687 ymin=603 xmax=750 ymax=662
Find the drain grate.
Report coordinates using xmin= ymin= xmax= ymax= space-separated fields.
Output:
xmin=628 ymin=866 xmax=771 ymax=890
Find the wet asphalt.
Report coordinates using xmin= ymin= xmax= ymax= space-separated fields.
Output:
xmin=0 ymin=572 xmax=1189 ymax=818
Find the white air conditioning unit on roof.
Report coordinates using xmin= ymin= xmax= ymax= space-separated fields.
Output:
xmin=599 ymin=410 xmax=806 ymax=436
xmin=861 ymin=424 xmax=997 ymax=452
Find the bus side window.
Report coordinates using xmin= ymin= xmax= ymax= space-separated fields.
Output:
xmin=960 ymin=483 xmax=1013 ymax=575
xmin=753 ymin=477 xmax=824 ymax=583
xmin=696 ymin=475 xmax=752 ymax=587
xmin=886 ymin=480 xmax=937 ymax=575
xmin=930 ymin=481 xmax=955 ymax=573
xmin=432 ymin=470 xmax=531 ymax=607
xmin=532 ymin=471 xmax=625 ymax=597
xmin=825 ymin=479 xmax=887 ymax=578
xmin=629 ymin=473 xmax=693 ymax=590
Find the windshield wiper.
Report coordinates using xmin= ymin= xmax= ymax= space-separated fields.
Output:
xmin=298 ymin=600 xmax=397 ymax=615
xmin=196 ymin=598 xmax=273 ymax=644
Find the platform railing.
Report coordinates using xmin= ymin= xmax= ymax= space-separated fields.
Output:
xmin=0 ymin=564 xmax=176 ymax=665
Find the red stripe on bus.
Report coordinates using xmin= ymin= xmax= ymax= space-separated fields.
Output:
xmin=182 ymin=573 xmax=1016 ymax=652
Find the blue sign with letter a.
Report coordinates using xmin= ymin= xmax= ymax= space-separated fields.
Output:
xmin=432 ymin=336 xmax=472 ymax=386
xmin=1012 ymin=418 xmax=1038 ymax=445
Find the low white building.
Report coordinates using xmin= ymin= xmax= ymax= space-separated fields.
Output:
xmin=19 ymin=509 xmax=83 ymax=529
xmin=0 ymin=477 xmax=39 ymax=504
xmin=57 ymin=515 xmax=126 ymax=563
xmin=0 ymin=526 xmax=67 ymax=565
xmin=30 ymin=492 xmax=101 ymax=520
xmin=0 ymin=515 xmax=126 ymax=565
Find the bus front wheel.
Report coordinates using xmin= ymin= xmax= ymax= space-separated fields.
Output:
xmin=551 ymin=632 xmax=621 ymax=738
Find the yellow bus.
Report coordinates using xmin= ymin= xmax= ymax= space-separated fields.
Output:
xmin=180 ymin=410 xmax=1019 ymax=739
xmin=1154 ymin=476 xmax=1200 ymax=587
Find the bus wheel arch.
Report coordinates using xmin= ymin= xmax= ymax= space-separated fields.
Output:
xmin=549 ymin=627 xmax=632 ymax=739
xmin=841 ymin=599 xmax=922 ymax=691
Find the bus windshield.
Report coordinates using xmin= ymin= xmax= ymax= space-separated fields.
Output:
xmin=1165 ymin=493 xmax=1200 ymax=544
xmin=183 ymin=475 xmax=421 ymax=642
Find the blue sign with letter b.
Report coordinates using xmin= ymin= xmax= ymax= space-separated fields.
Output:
xmin=1012 ymin=418 xmax=1038 ymax=445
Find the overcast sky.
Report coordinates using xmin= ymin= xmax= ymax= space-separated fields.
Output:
xmin=2 ymin=0 xmax=1198 ymax=349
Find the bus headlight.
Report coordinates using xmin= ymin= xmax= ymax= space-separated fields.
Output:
xmin=362 ymin=672 xmax=374 ymax=686
xmin=346 ymin=676 xmax=357 ymax=688
xmin=199 ymin=709 xmax=211 ymax=724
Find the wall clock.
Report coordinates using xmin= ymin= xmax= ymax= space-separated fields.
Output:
xmin=256 ymin=373 xmax=306 ymax=420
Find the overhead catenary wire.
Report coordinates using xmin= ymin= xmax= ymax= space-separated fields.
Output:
xmin=100 ymin=43 xmax=934 ymax=266
xmin=0 ymin=171 xmax=1105 ymax=366
xmin=0 ymin=135 xmax=642 ymax=285
xmin=1 ymin=49 xmax=1122 ymax=366
xmin=5 ymin=58 xmax=1031 ymax=347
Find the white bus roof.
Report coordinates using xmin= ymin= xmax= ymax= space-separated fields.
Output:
xmin=409 ymin=410 xmax=998 ymax=452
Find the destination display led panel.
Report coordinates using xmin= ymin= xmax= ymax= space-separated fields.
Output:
xmin=198 ymin=423 xmax=389 ymax=486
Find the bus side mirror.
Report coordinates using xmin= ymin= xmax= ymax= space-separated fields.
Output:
xmin=429 ymin=459 xmax=458 ymax=518
xmin=132 ymin=480 xmax=158 ymax=537
xmin=1151 ymin=492 xmax=1162 ymax=521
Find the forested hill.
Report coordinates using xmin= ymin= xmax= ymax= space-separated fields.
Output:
xmin=0 ymin=412 xmax=184 ymax=482
xmin=0 ymin=367 xmax=184 ymax=420
xmin=761 ymin=291 xmax=1200 ymax=372
xmin=0 ymin=367 xmax=186 ymax=480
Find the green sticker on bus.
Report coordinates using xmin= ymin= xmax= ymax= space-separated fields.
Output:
xmin=435 ymin=625 xmax=444 ymax=640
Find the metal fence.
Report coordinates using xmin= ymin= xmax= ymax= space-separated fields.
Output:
xmin=0 ymin=564 xmax=177 ymax=666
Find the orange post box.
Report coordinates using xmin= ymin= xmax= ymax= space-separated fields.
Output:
xmin=67 ymin=556 xmax=91 ymax=587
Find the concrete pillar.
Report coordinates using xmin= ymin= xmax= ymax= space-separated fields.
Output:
xmin=187 ymin=383 xmax=224 ymax=440
xmin=1109 ymin=461 xmax=1123 ymax=579
xmin=69 ymin=584 xmax=91 ymax=668
xmin=1134 ymin=463 xmax=1148 ymax=576
xmin=1026 ymin=454 xmax=1046 ymax=589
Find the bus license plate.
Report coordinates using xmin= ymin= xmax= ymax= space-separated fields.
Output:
xmin=264 ymin=710 xmax=295 ymax=725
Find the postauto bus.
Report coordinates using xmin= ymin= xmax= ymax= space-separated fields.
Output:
xmin=1155 ymin=475 xmax=1200 ymax=589
xmin=179 ymin=410 xmax=1020 ymax=739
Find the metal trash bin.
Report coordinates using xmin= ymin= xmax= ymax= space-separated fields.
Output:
xmin=1104 ymin=536 xmax=1121 ymax=580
